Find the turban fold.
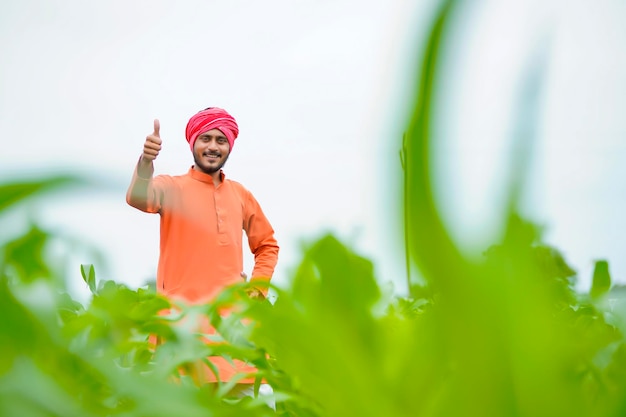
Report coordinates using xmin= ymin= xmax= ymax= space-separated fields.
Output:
xmin=185 ymin=107 xmax=239 ymax=151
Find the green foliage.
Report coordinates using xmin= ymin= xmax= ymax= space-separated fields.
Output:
xmin=3 ymin=224 xmax=54 ymax=283
xmin=2 ymin=1 xmax=626 ymax=416
xmin=592 ymin=260 xmax=612 ymax=300
xmin=0 ymin=175 xmax=82 ymax=213
xmin=2 ymin=171 xmax=625 ymax=416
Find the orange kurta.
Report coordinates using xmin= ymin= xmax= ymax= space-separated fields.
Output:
xmin=127 ymin=163 xmax=279 ymax=381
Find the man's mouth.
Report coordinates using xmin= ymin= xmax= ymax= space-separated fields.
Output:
xmin=204 ymin=153 xmax=220 ymax=159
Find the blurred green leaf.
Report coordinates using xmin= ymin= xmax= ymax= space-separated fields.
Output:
xmin=592 ymin=260 xmax=612 ymax=300
xmin=2 ymin=224 xmax=53 ymax=283
xmin=402 ymin=0 xmax=466 ymax=293
xmin=0 ymin=175 xmax=84 ymax=213
xmin=0 ymin=279 xmax=40 ymax=374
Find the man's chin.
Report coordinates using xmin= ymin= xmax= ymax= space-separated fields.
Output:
xmin=193 ymin=155 xmax=228 ymax=175
xmin=198 ymin=165 xmax=220 ymax=174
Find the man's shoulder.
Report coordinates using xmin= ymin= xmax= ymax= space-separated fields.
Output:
xmin=224 ymin=178 xmax=245 ymax=188
xmin=157 ymin=169 xmax=193 ymax=180
xmin=150 ymin=171 xmax=193 ymax=189
xmin=224 ymin=179 xmax=251 ymax=195
xmin=151 ymin=173 xmax=178 ymax=181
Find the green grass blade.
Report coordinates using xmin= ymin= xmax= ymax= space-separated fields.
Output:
xmin=403 ymin=0 xmax=467 ymax=291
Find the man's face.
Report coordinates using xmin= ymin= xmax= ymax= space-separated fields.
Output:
xmin=193 ymin=129 xmax=231 ymax=174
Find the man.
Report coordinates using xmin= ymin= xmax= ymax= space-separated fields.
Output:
xmin=126 ymin=107 xmax=279 ymax=387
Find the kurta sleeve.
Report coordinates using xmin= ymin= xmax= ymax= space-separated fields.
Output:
xmin=243 ymin=190 xmax=279 ymax=283
xmin=126 ymin=159 xmax=169 ymax=214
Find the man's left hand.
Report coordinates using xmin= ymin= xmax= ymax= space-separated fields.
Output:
xmin=246 ymin=287 xmax=265 ymax=300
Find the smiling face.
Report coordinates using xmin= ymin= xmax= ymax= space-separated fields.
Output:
xmin=192 ymin=128 xmax=231 ymax=176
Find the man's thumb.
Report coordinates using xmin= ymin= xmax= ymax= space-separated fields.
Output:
xmin=153 ymin=119 xmax=160 ymax=137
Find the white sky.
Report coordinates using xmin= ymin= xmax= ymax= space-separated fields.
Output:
xmin=1 ymin=0 xmax=624 ymax=301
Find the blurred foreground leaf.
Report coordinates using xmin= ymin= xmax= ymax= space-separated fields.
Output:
xmin=0 ymin=175 xmax=84 ymax=213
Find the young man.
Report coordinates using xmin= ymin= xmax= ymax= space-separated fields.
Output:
xmin=126 ymin=107 xmax=279 ymax=385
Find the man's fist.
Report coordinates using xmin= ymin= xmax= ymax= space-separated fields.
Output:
xmin=142 ymin=119 xmax=162 ymax=162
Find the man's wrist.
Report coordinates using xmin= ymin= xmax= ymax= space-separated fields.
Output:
xmin=137 ymin=156 xmax=154 ymax=179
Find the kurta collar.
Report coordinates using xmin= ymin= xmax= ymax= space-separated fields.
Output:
xmin=188 ymin=167 xmax=225 ymax=185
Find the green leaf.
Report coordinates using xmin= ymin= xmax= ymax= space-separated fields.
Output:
xmin=591 ymin=260 xmax=612 ymax=300
xmin=2 ymin=224 xmax=53 ymax=283
xmin=0 ymin=280 xmax=41 ymax=374
xmin=80 ymin=264 xmax=97 ymax=294
xmin=0 ymin=175 xmax=84 ymax=214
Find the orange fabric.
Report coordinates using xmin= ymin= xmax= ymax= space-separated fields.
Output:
xmin=127 ymin=164 xmax=278 ymax=382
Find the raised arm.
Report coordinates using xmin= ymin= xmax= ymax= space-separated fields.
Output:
xmin=126 ymin=119 xmax=164 ymax=213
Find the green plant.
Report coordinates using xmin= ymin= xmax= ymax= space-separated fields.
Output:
xmin=2 ymin=1 xmax=626 ymax=416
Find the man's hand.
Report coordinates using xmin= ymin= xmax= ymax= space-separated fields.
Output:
xmin=142 ymin=119 xmax=162 ymax=162
xmin=246 ymin=287 xmax=265 ymax=300
xmin=241 ymin=272 xmax=265 ymax=300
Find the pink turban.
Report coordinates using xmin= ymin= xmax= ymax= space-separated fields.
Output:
xmin=185 ymin=107 xmax=239 ymax=152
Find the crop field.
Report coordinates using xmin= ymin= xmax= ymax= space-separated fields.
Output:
xmin=2 ymin=1 xmax=626 ymax=416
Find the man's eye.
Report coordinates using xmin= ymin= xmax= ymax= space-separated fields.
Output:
xmin=218 ymin=139 xmax=226 ymax=144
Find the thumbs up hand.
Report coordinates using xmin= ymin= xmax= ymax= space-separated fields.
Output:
xmin=142 ymin=119 xmax=162 ymax=162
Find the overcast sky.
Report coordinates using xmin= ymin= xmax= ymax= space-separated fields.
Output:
xmin=1 ymin=0 xmax=624 ymax=301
